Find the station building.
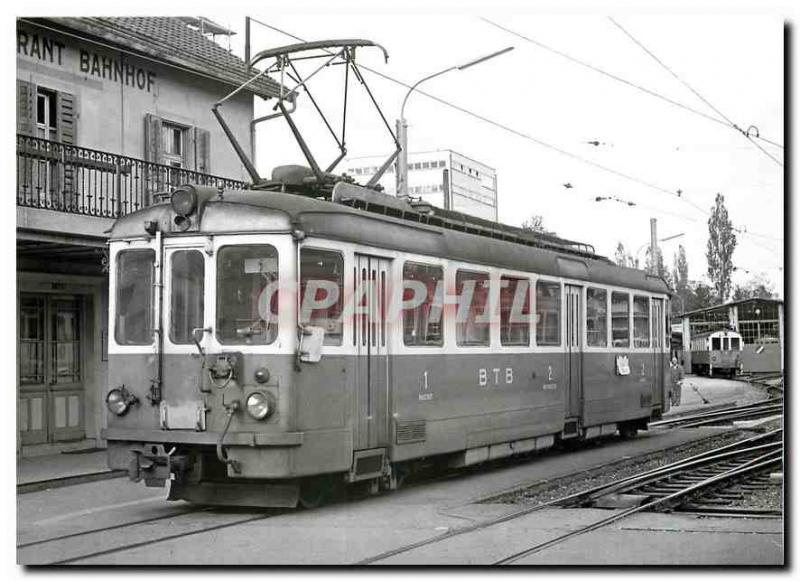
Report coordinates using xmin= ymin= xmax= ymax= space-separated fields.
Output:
xmin=677 ymin=298 xmax=784 ymax=375
xmin=346 ymin=150 xmax=498 ymax=222
xmin=16 ymin=16 xmax=281 ymax=455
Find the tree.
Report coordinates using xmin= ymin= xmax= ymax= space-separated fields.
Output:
xmin=645 ymin=246 xmax=671 ymax=286
xmin=521 ymin=214 xmax=553 ymax=235
xmin=614 ymin=242 xmax=639 ymax=269
xmin=706 ymin=193 xmax=737 ymax=302
xmin=671 ymin=245 xmax=690 ymax=314
xmin=732 ymin=274 xmax=776 ymax=300
xmin=686 ymin=281 xmax=716 ymax=312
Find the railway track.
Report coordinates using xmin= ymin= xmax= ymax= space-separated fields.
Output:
xmin=650 ymin=398 xmax=782 ymax=429
xmin=359 ymin=429 xmax=782 ymax=565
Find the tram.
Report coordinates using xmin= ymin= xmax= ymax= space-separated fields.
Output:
xmin=102 ymin=39 xmax=672 ymax=507
xmin=690 ymin=329 xmax=743 ymax=378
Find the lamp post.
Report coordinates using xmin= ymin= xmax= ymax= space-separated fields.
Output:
xmin=396 ymin=46 xmax=514 ymax=198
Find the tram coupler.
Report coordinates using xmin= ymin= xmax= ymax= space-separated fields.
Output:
xmin=128 ymin=443 xmax=189 ymax=488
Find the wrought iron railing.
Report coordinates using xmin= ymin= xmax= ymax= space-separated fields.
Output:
xmin=17 ymin=134 xmax=246 ymax=218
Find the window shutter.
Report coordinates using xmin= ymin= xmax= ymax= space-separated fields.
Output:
xmin=144 ymin=114 xmax=163 ymax=164
xmin=17 ymin=80 xmax=36 ymax=136
xmin=194 ymin=127 xmax=210 ymax=174
xmin=57 ymin=91 xmax=77 ymax=145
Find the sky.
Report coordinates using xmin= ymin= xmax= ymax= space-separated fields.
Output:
xmin=200 ymin=10 xmax=784 ymax=297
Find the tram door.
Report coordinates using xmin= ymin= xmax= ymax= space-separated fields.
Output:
xmin=564 ymin=285 xmax=583 ymax=418
xmin=651 ymin=298 xmax=665 ymax=408
xmin=353 ymin=255 xmax=391 ymax=451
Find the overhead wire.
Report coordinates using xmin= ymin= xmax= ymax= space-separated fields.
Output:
xmin=607 ymin=17 xmax=784 ymax=168
xmin=246 ymin=17 xmax=783 ymax=250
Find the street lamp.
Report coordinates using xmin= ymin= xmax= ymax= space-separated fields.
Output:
xmin=395 ymin=46 xmax=514 ymax=198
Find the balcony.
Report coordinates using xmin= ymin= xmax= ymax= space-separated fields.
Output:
xmin=17 ymin=134 xmax=245 ymax=219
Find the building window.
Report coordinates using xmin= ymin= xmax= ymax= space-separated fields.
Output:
xmin=35 ymin=88 xmax=58 ymax=141
xmin=162 ymin=122 xmax=185 ymax=168
xmin=402 ymin=262 xmax=443 ymax=346
xmin=611 ymin=292 xmax=630 ymax=347
xmin=586 ymin=287 xmax=608 ymax=347
xmin=536 ymin=281 xmax=561 ymax=346
xmin=456 ymin=270 xmax=490 ymax=346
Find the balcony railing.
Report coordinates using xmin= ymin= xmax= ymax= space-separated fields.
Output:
xmin=17 ymin=134 xmax=246 ymax=219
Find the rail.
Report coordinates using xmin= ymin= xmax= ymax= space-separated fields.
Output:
xmin=17 ymin=134 xmax=245 ymax=219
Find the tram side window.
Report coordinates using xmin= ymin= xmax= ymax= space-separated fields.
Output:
xmin=300 ymin=249 xmax=344 ymax=346
xmin=611 ymin=292 xmax=630 ymax=348
xmin=456 ymin=271 xmax=490 ymax=346
xmin=501 ymin=276 xmax=530 ymax=346
xmin=586 ymin=287 xmax=608 ymax=347
xmin=115 ymin=249 xmax=155 ymax=345
xmin=536 ymin=281 xmax=561 ymax=346
xmin=216 ymin=245 xmax=279 ymax=345
xmin=712 ymin=337 xmax=721 ymax=350
xmin=633 ymin=296 xmax=650 ymax=348
xmin=731 ymin=337 xmax=741 ymax=350
xmin=403 ymin=262 xmax=443 ymax=346
xmin=169 ymin=250 xmax=205 ymax=344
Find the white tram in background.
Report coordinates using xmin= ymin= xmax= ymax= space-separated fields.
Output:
xmin=101 ymin=39 xmax=672 ymax=507
xmin=689 ymin=329 xmax=743 ymax=378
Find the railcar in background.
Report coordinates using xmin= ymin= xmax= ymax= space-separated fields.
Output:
xmin=690 ymin=329 xmax=743 ymax=378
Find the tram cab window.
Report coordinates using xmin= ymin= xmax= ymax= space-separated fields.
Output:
xmin=722 ymin=337 xmax=729 ymax=351
xmin=633 ymin=296 xmax=650 ymax=348
xmin=731 ymin=337 xmax=741 ymax=350
xmin=712 ymin=337 xmax=721 ymax=350
xmin=403 ymin=262 xmax=443 ymax=346
xmin=115 ymin=249 xmax=155 ymax=345
xmin=501 ymin=276 xmax=530 ymax=346
xmin=216 ymin=245 xmax=279 ymax=345
xmin=169 ymin=250 xmax=205 ymax=344
xmin=300 ymin=248 xmax=344 ymax=345
xmin=536 ymin=281 xmax=561 ymax=346
xmin=456 ymin=270 xmax=490 ymax=346
xmin=611 ymin=292 xmax=630 ymax=348
xmin=586 ymin=287 xmax=608 ymax=347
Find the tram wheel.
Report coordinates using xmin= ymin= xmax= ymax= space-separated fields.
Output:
xmin=618 ymin=423 xmax=638 ymax=439
xmin=298 ymin=475 xmax=333 ymax=509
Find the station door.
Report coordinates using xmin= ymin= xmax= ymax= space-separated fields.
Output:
xmin=565 ymin=285 xmax=583 ymax=419
xmin=18 ymin=294 xmax=86 ymax=445
xmin=353 ymin=255 xmax=391 ymax=451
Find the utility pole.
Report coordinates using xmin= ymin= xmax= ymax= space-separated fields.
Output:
xmin=649 ymin=217 xmax=658 ymax=275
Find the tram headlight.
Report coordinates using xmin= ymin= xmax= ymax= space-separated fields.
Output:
xmin=106 ymin=387 xmax=137 ymax=416
xmin=171 ymin=187 xmax=197 ymax=216
xmin=246 ymin=392 xmax=275 ymax=420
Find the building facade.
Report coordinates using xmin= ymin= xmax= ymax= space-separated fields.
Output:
xmin=346 ymin=150 xmax=498 ymax=221
xmin=16 ymin=17 xmax=280 ymax=454
xmin=678 ymin=298 xmax=784 ymax=374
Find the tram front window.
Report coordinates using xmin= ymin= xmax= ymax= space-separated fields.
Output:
xmin=216 ymin=245 xmax=279 ymax=345
xmin=115 ymin=249 xmax=155 ymax=345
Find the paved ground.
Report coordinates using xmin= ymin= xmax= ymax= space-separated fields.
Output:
xmin=17 ymin=424 xmax=782 ymax=565
xmin=17 ymin=376 xmax=778 ymax=565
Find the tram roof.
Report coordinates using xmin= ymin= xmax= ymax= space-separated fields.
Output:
xmin=111 ymin=187 xmax=670 ymax=295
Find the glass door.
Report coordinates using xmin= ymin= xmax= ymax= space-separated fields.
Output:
xmin=18 ymin=294 xmax=85 ymax=445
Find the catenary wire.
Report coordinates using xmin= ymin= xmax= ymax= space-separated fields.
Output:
xmin=607 ymin=17 xmax=784 ymax=167
xmin=246 ymin=17 xmax=784 ymax=248
xmin=481 ymin=17 xmax=784 ymax=152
